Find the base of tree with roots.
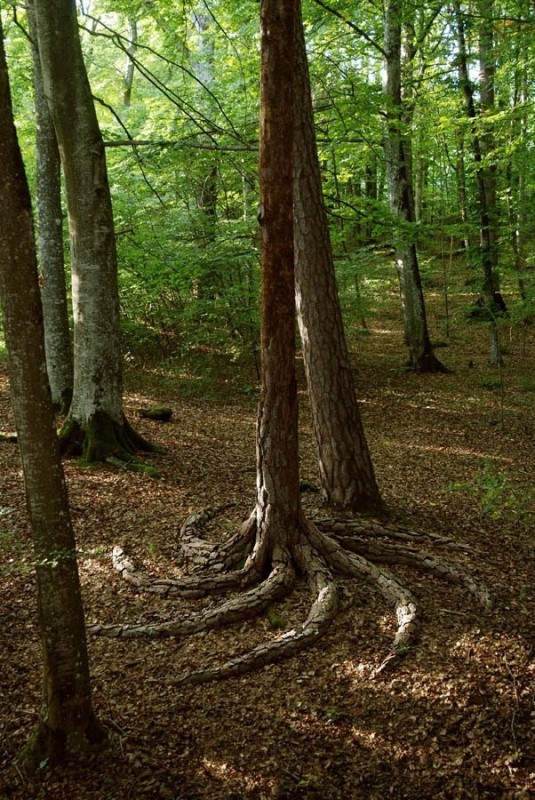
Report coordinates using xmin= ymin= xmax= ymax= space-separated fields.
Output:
xmin=89 ymin=504 xmax=491 ymax=682
xmin=89 ymin=0 xmax=490 ymax=688
xmin=59 ymin=411 xmax=161 ymax=472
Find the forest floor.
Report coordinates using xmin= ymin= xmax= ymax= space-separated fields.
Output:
xmin=0 ymin=288 xmax=534 ymax=799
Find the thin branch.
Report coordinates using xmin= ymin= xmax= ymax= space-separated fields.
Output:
xmin=103 ymin=138 xmax=256 ymax=152
xmin=311 ymin=0 xmax=387 ymax=58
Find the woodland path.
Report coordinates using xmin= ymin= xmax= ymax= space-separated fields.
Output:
xmin=0 ymin=308 xmax=534 ymax=799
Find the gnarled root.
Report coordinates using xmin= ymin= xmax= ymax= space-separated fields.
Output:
xmin=88 ymin=549 xmax=294 ymax=639
xmin=91 ymin=509 xmax=490 ymax=682
xmin=176 ymin=534 xmax=339 ymax=685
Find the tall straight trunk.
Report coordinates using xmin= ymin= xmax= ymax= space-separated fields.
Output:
xmin=192 ymin=8 xmax=220 ymax=299
xmin=507 ymin=69 xmax=528 ymax=300
xmin=34 ymin=0 xmax=153 ymax=461
xmin=383 ymin=0 xmax=445 ymax=373
xmin=27 ymin=0 xmax=73 ymax=413
xmin=0 ymin=18 xmax=106 ymax=769
xmin=455 ymin=1 xmax=501 ymax=364
xmin=123 ymin=17 xmax=137 ymax=107
xmin=256 ymin=0 xmax=300 ymax=555
xmin=293 ymin=6 xmax=383 ymax=512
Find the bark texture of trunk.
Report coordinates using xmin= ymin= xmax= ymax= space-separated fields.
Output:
xmin=0 ymin=19 xmax=106 ymax=769
xmin=293 ymin=6 xmax=383 ymax=511
xmin=27 ymin=0 xmax=73 ymax=413
xmin=256 ymin=0 xmax=300 ymax=558
xmin=34 ymin=0 xmax=154 ymax=460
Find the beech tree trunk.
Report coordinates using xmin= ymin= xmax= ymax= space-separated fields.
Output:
xmin=455 ymin=1 xmax=502 ymax=364
xmin=33 ymin=0 xmax=151 ymax=461
xmin=255 ymin=0 xmax=300 ymax=557
xmin=293 ymin=7 xmax=383 ymax=512
xmin=383 ymin=0 xmax=445 ymax=373
xmin=0 ymin=19 xmax=106 ymax=769
xmin=27 ymin=0 xmax=73 ymax=413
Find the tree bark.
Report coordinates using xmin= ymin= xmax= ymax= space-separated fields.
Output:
xmin=123 ymin=17 xmax=137 ymax=107
xmin=383 ymin=0 xmax=446 ymax=373
xmin=33 ymin=0 xmax=153 ymax=461
xmin=0 ymin=17 xmax=106 ymax=769
xmin=293 ymin=6 xmax=383 ymax=512
xmin=256 ymin=0 xmax=300 ymax=557
xmin=454 ymin=1 xmax=502 ymax=364
xmin=27 ymin=0 xmax=73 ymax=413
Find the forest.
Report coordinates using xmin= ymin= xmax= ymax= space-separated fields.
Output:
xmin=0 ymin=0 xmax=534 ymax=797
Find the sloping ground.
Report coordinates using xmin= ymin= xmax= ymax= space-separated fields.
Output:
xmin=0 ymin=302 xmax=534 ymax=799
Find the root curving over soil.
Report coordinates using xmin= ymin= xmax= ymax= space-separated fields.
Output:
xmin=89 ymin=506 xmax=491 ymax=683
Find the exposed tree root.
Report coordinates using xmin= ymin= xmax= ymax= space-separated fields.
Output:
xmin=88 ymin=552 xmax=295 ymax=639
xmin=179 ymin=506 xmax=255 ymax=572
xmin=175 ymin=538 xmax=339 ymax=685
xmin=90 ymin=509 xmax=489 ymax=682
xmin=316 ymin=516 xmax=477 ymax=551
xmin=111 ymin=544 xmax=258 ymax=598
xmin=59 ymin=409 xmax=161 ymax=467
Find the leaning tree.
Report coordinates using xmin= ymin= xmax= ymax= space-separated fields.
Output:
xmin=0 ymin=13 xmax=107 ymax=768
xmin=294 ymin=1 xmax=383 ymax=512
xmin=33 ymin=0 xmax=155 ymax=463
xmin=90 ymin=0 xmax=489 ymax=681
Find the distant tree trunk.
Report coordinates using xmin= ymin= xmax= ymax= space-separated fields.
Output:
xmin=455 ymin=1 xmax=501 ymax=364
xmin=0 ymin=17 xmax=107 ymax=769
xmin=33 ymin=0 xmax=154 ymax=462
xmin=123 ymin=17 xmax=137 ymax=107
xmin=507 ymin=66 xmax=528 ymax=301
xmin=455 ymin=129 xmax=471 ymax=253
xmin=27 ymin=0 xmax=73 ymax=413
xmin=383 ymin=0 xmax=445 ymax=373
xmin=293 ymin=6 xmax=383 ymax=512
xmin=192 ymin=9 xmax=220 ymax=299
xmin=256 ymin=0 xmax=300 ymax=558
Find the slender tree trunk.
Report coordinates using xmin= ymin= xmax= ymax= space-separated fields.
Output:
xmin=455 ymin=1 xmax=502 ymax=364
xmin=192 ymin=8 xmax=220 ymax=300
xmin=123 ymin=17 xmax=137 ymax=107
xmin=256 ymin=0 xmax=300 ymax=558
xmin=27 ymin=0 xmax=73 ymax=413
xmin=0 ymin=18 xmax=107 ymax=769
xmin=33 ymin=0 xmax=153 ymax=461
xmin=383 ymin=0 xmax=445 ymax=373
xmin=293 ymin=6 xmax=383 ymax=512
xmin=455 ymin=130 xmax=471 ymax=253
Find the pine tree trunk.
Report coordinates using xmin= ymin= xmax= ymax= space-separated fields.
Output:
xmin=256 ymin=0 xmax=300 ymax=556
xmin=33 ymin=0 xmax=152 ymax=461
xmin=293 ymin=7 xmax=383 ymax=512
xmin=27 ymin=0 xmax=73 ymax=413
xmin=0 ymin=20 xmax=107 ymax=769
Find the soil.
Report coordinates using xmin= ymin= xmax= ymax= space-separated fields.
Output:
xmin=0 ymin=290 xmax=534 ymax=799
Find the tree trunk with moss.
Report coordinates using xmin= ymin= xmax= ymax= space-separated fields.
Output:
xmin=293 ymin=7 xmax=383 ymax=512
xmin=33 ymin=0 xmax=153 ymax=462
xmin=0 ymin=19 xmax=107 ymax=769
